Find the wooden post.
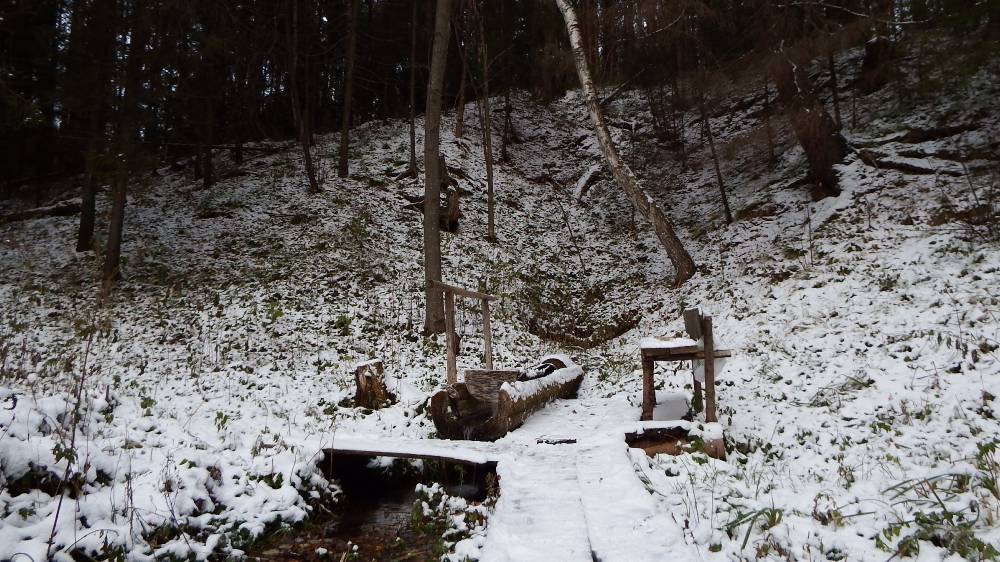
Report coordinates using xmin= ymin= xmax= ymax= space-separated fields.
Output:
xmin=481 ymin=299 xmax=494 ymax=370
xmin=692 ymin=379 xmax=704 ymax=413
xmin=683 ymin=308 xmax=703 ymax=340
xmin=702 ymin=315 xmax=717 ymax=423
xmin=684 ymin=308 xmax=705 ymax=413
xmin=445 ymin=291 xmax=457 ymax=384
xmin=641 ymin=358 xmax=655 ymax=421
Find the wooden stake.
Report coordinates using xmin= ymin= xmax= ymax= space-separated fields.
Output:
xmin=641 ymin=358 xmax=655 ymax=421
xmin=702 ymin=315 xmax=717 ymax=423
xmin=692 ymin=378 xmax=704 ymax=413
xmin=445 ymin=291 xmax=457 ymax=384
xmin=482 ymin=299 xmax=493 ymax=370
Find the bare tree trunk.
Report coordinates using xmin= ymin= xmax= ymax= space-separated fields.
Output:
xmin=455 ymin=60 xmax=467 ymax=138
xmin=555 ymin=0 xmax=696 ymax=286
xmin=699 ymin=94 xmax=732 ymax=224
xmin=103 ymin=2 xmax=147 ymax=292
xmin=75 ymin=0 xmax=115 ymax=252
xmin=103 ymin=166 xmax=127 ymax=289
xmin=290 ymin=0 xmax=320 ymax=193
xmin=770 ymin=53 xmax=847 ymax=198
xmin=501 ymin=89 xmax=512 ymax=162
xmin=77 ymin=121 xmax=100 ymax=252
xmin=763 ymin=76 xmax=776 ymax=169
xmin=473 ymin=0 xmax=495 ymax=241
xmin=827 ymin=50 xmax=842 ymax=128
xmin=424 ymin=0 xmax=453 ymax=334
xmin=454 ymin=3 xmax=467 ymax=140
xmin=338 ymin=0 xmax=360 ymax=178
xmin=407 ymin=0 xmax=418 ymax=175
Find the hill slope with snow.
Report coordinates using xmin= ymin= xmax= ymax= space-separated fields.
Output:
xmin=1 ymin=36 xmax=999 ymax=561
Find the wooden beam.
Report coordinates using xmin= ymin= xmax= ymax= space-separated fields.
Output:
xmin=482 ymin=299 xmax=494 ymax=370
xmin=429 ymin=279 xmax=496 ymax=301
xmin=444 ymin=291 xmax=457 ymax=385
xmin=703 ymin=315 xmax=717 ymax=423
xmin=640 ymin=348 xmax=732 ymax=362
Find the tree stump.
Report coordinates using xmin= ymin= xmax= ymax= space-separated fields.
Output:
xmin=354 ymin=360 xmax=396 ymax=409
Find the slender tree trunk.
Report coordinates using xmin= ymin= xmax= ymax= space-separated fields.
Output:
xmin=454 ymin=0 xmax=467 ymax=139
xmin=78 ymin=102 xmax=105 ymax=252
xmin=763 ymin=77 xmax=776 ymax=169
xmin=699 ymin=95 xmax=732 ymax=224
xmin=474 ymin=0 xmax=495 ymax=241
xmin=77 ymin=144 xmax=98 ymax=251
xmin=202 ymin=116 xmax=214 ymax=189
xmin=501 ymin=89 xmax=512 ymax=162
xmin=103 ymin=2 xmax=147 ymax=292
xmin=424 ymin=0 xmax=453 ymax=333
xmin=338 ymin=0 xmax=360 ymax=177
xmin=827 ymin=50 xmax=842 ymax=128
xmin=454 ymin=58 xmax=467 ymax=138
xmin=555 ymin=0 xmax=696 ymax=286
xmin=73 ymin=0 xmax=114 ymax=252
xmin=407 ymin=0 xmax=418 ymax=175
xmin=291 ymin=0 xmax=320 ymax=193
xmin=770 ymin=53 xmax=847 ymax=197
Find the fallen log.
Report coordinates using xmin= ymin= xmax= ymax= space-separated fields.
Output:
xmin=2 ymin=198 xmax=81 ymax=223
xmin=431 ymin=356 xmax=584 ymax=441
xmin=858 ymin=149 xmax=963 ymax=176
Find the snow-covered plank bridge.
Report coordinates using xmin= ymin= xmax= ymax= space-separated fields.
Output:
xmin=327 ymin=434 xmax=502 ymax=467
xmin=326 ymin=398 xmax=720 ymax=561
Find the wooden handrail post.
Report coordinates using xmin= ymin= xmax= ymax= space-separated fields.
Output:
xmin=444 ymin=291 xmax=457 ymax=384
xmin=692 ymin=379 xmax=704 ymax=413
xmin=482 ymin=299 xmax=493 ymax=370
xmin=641 ymin=358 xmax=655 ymax=421
xmin=702 ymin=315 xmax=717 ymax=423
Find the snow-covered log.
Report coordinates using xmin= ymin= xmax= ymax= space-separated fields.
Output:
xmin=431 ymin=356 xmax=584 ymax=441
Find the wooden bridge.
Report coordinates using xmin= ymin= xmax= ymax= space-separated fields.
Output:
xmin=326 ymin=433 xmax=502 ymax=467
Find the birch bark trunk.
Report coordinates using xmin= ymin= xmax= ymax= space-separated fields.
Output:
xmin=554 ymin=0 xmax=696 ymax=286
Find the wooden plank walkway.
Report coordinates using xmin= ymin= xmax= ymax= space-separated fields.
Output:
xmin=326 ymin=434 xmax=502 ymax=467
xmin=480 ymin=445 xmax=593 ymax=562
xmin=324 ymin=398 xmax=708 ymax=561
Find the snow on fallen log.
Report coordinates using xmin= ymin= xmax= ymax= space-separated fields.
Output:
xmin=431 ymin=355 xmax=584 ymax=441
xmin=500 ymin=358 xmax=583 ymax=402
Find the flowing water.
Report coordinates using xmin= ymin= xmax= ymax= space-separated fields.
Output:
xmin=247 ymin=456 xmax=493 ymax=561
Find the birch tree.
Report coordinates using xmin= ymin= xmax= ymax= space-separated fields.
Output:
xmin=553 ymin=0 xmax=696 ymax=286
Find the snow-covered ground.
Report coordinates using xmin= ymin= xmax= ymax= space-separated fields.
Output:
xmin=2 ymin=36 xmax=999 ymax=561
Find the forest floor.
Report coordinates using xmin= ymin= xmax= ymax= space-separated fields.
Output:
xmin=2 ymin=35 xmax=1000 ymax=561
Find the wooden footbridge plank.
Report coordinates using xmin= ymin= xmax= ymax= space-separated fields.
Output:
xmin=480 ymin=446 xmax=593 ymax=562
xmin=326 ymin=434 xmax=502 ymax=467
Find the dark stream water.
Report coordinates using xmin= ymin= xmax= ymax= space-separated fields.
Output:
xmin=247 ymin=456 xmax=493 ymax=561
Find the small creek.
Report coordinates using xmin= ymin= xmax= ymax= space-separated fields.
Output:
xmin=247 ymin=456 xmax=494 ymax=561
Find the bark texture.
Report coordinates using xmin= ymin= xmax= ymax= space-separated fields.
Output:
xmin=338 ymin=0 xmax=360 ymax=178
xmin=554 ymin=0 xmax=696 ymax=286
xmin=423 ymin=0 xmax=452 ymax=334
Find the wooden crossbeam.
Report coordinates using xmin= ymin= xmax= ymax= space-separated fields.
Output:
xmin=428 ymin=280 xmax=497 ymax=381
xmin=640 ymin=347 xmax=732 ymax=362
xmin=429 ymin=279 xmax=496 ymax=301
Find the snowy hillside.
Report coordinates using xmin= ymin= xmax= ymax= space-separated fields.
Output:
xmin=2 ymin=38 xmax=999 ymax=562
